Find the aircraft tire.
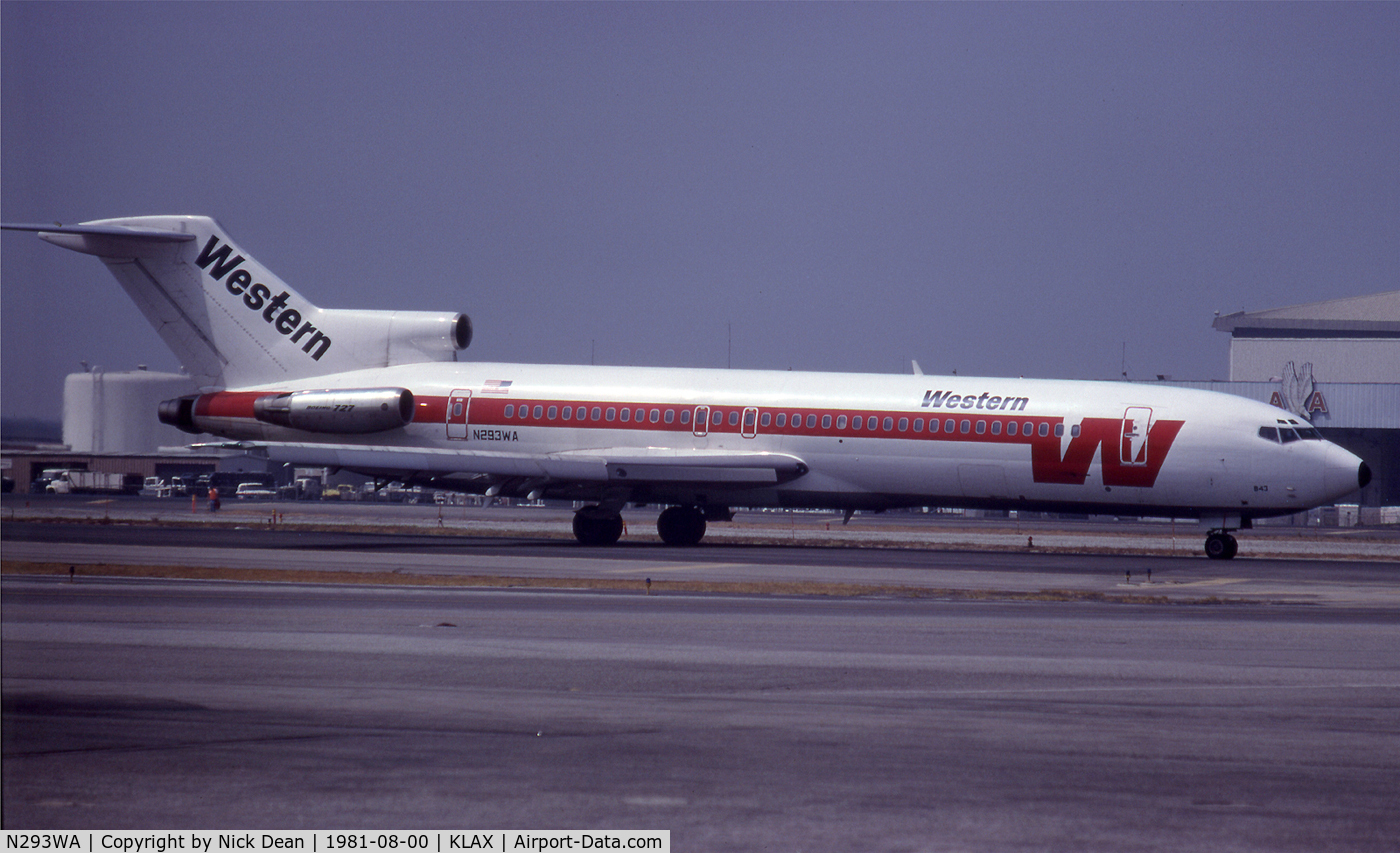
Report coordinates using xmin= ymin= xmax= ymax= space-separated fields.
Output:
xmin=1204 ymin=531 xmax=1237 ymax=560
xmin=573 ymin=506 xmax=623 ymax=546
xmin=657 ymin=506 xmax=706 ymax=546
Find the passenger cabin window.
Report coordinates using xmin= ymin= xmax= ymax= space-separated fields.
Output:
xmin=776 ymin=413 xmax=787 ymax=428
xmin=679 ymin=409 xmax=691 ymax=425
xmin=592 ymin=407 xmax=602 ymax=421
xmin=729 ymin=411 xmax=740 ymax=426
xmin=533 ymin=405 xmax=544 ymax=419
xmin=761 ymin=412 xmax=771 ymax=427
xmin=851 ymin=416 xmax=862 ymax=429
xmin=806 ymin=414 xmax=818 ymax=428
xmin=1054 ymin=424 xmax=1064 ymax=437
xmin=504 ymin=404 xmax=514 ymax=417
xmin=620 ymin=408 xmax=630 ymax=422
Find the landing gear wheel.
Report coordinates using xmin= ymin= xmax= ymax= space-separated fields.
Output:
xmin=1204 ymin=531 xmax=1238 ymax=560
xmin=657 ymin=506 xmax=707 ymax=546
xmin=573 ymin=505 xmax=623 ymax=546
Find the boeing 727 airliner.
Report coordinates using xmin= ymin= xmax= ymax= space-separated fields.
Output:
xmin=3 ymin=217 xmax=1371 ymax=557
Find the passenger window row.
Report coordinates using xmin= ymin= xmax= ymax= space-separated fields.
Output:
xmin=496 ymin=401 xmax=1075 ymax=440
xmin=502 ymin=403 xmax=690 ymax=425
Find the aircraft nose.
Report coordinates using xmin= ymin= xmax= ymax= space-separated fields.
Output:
xmin=1323 ymin=442 xmax=1369 ymax=499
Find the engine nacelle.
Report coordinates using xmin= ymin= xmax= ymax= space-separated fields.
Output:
xmin=316 ymin=309 xmax=472 ymax=367
xmin=159 ymin=387 xmax=416 ymax=436
xmin=158 ymin=396 xmax=201 ymax=434
xmin=252 ymin=388 xmax=415 ymax=433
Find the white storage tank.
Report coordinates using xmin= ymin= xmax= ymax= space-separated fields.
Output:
xmin=63 ymin=368 xmax=204 ymax=453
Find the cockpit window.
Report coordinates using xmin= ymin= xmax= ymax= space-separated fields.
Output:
xmin=1258 ymin=426 xmax=1279 ymax=443
xmin=1296 ymin=426 xmax=1323 ymax=440
xmin=1279 ymin=428 xmax=1300 ymax=443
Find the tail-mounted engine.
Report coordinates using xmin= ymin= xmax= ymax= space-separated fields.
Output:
xmin=252 ymin=388 xmax=415 ymax=433
xmin=160 ymin=387 xmax=415 ymax=437
xmin=318 ymin=309 xmax=472 ymax=366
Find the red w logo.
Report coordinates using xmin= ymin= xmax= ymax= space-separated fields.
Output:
xmin=1030 ymin=411 xmax=1184 ymax=488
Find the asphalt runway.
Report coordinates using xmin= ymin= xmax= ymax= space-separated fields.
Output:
xmin=4 ymin=575 xmax=1398 ymax=851
xmin=4 ymin=509 xmax=1400 ymax=848
xmin=4 ymin=518 xmax=1400 ymax=606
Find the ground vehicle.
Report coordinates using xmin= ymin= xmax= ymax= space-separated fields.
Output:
xmin=42 ymin=469 xmax=141 ymax=495
xmin=139 ymin=477 xmax=172 ymax=497
xmin=234 ymin=482 xmax=276 ymax=500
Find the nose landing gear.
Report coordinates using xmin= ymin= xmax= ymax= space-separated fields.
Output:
xmin=1204 ymin=530 xmax=1238 ymax=560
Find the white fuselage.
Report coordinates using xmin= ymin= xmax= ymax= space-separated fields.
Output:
xmin=196 ymin=361 xmax=1363 ymax=523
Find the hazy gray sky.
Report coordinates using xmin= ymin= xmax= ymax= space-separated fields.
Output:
xmin=3 ymin=2 xmax=1397 ymax=421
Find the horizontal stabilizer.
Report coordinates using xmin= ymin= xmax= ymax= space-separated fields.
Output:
xmin=2 ymin=222 xmax=197 ymax=243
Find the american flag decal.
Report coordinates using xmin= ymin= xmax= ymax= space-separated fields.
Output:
xmin=482 ymin=380 xmax=513 ymax=394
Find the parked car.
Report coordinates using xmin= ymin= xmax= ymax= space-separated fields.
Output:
xmin=235 ymin=482 xmax=276 ymax=500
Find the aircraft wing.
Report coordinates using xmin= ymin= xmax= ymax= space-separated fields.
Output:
xmin=256 ymin=442 xmax=808 ymax=489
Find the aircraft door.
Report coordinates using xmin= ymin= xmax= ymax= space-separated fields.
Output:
xmin=693 ymin=406 xmax=709 ymax=437
xmin=446 ymin=390 xmax=472 ymax=440
xmin=742 ymin=407 xmax=759 ymax=438
xmin=1121 ymin=407 xmax=1152 ymax=466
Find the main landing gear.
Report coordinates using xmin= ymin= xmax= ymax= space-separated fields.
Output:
xmin=572 ymin=505 xmax=624 ymax=546
xmin=571 ymin=504 xmax=717 ymax=546
xmin=1204 ymin=530 xmax=1239 ymax=560
xmin=656 ymin=505 xmax=707 ymax=546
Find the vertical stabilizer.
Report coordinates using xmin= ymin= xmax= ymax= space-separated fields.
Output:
xmin=4 ymin=216 xmax=471 ymax=390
